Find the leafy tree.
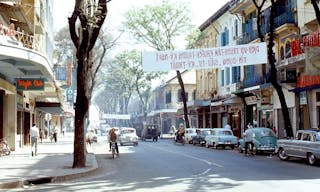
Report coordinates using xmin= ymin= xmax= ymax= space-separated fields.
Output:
xmin=68 ymin=0 xmax=110 ymax=168
xmin=122 ymin=0 xmax=193 ymax=127
xmin=94 ymin=50 xmax=162 ymax=116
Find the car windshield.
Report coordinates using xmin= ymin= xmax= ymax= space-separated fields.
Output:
xmin=219 ymin=130 xmax=232 ymax=135
xmin=316 ymin=132 xmax=320 ymax=141
xmin=256 ymin=129 xmax=275 ymax=137
xmin=122 ymin=129 xmax=135 ymax=134
xmin=201 ymin=130 xmax=211 ymax=135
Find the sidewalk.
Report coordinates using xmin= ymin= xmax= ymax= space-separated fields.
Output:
xmin=0 ymin=133 xmax=98 ymax=189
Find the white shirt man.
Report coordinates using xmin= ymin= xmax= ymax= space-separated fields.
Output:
xmin=30 ymin=123 xmax=39 ymax=156
xmin=224 ymin=123 xmax=231 ymax=130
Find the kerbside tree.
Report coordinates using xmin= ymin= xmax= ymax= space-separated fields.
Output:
xmin=68 ymin=0 xmax=110 ymax=168
xmin=253 ymin=0 xmax=293 ymax=137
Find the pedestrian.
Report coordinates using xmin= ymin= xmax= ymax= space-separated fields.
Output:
xmin=30 ymin=123 xmax=39 ymax=156
xmin=224 ymin=122 xmax=231 ymax=130
xmin=244 ymin=129 xmax=254 ymax=156
xmin=39 ymin=128 xmax=44 ymax=143
xmin=272 ymin=126 xmax=277 ymax=135
xmin=53 ymin=126 xmax=58 ymax=143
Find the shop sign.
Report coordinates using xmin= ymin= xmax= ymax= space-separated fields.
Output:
xmin=245 ymin=96 xmax=257 ymax=105
xmin=291 ymin=30 xmax=320 ymax=57
xmin=300 ymin=91 xmax=307 ymax=105
xmin=16 ymin=78 xmax=44 ymax=91
xmin=210 ymin=106 xmax=227 ymax=113
xmin=297 ymin=75 xmax=320 ymax=88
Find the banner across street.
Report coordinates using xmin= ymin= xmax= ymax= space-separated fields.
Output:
xmin=142 ymin=42 xmax=267 ymax=71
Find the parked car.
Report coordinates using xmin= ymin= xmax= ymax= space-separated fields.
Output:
xmin=276 ymin=129 xmax=320 ymax=165
xmin=184 ymin=128 xmax=197 ymax=144
xmin=119 ymin=127 xmax=138 ymax=146
xmin=192 ymin=128 xmax=212 ymax=146
xmin=204 ymin=128 xmax=238 ymax=149
xmin=238 ymin=127 xmax=277 ymax=154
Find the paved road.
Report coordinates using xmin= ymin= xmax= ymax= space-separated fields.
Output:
xmin=12 ymin=137 xmax=320 ymax=192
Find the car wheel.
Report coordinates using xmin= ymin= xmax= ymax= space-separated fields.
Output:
xmin=205 ymin=143 xmax=210 ymax=148
xmin=278 ymin=148 xmax=289 ymax=160
xmin=307 ymin=153 xmax=317 ymax=165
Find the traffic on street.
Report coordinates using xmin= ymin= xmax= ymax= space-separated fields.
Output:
xmin=13 ymin=135 xmax=320 ymax=192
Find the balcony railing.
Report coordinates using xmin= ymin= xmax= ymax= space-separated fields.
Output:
xmin=0 ymin=23 xmax=41 ymax=52
xmin=237 ymin=12 xmax=295 ymax=44
xmin=237 ymin=30 xmax=259 ymax=45
xmin=261 ymin=12 xmax=295 ymax=34
xmin=242 ymin=75 xmax=264 ymax=88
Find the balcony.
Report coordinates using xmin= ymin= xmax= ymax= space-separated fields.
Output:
xmin=242 ymin=75 xmax=264 ymax=88
xmin=237 ymin=30 xmax=259 ymax=45
xmin=261 ymin=12 xmax=295 ymax=34
xmin=0 ymin=23 xmax=41 ymax=52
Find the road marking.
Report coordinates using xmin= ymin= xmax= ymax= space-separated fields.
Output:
xmin=148 ymin=144 xmax=223 ymax=168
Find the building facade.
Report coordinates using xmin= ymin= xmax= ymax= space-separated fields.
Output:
xmin=0 ymin=0 xmax=63 ymax=150
xmin=192 ymin=0 xmax=319 ymax=138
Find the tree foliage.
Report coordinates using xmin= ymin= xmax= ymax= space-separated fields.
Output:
xmin=122 ymin=0 xmax=193 ymax=127
xmin=94 ymin=49 xmax=162 ymax=115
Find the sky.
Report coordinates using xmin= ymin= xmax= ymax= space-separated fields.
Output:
xmin=53 ymin=0 xmax=227 ymax=32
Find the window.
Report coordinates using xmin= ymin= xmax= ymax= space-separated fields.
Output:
xmin=178 ymin=89 xmax=182 ymax=102
xmin=165 ymin=91 xmax=171 ymax=104
xmin=316 ymin=92 xmax=320 ymax=102
xmin=226 ymin=67 xmax=230 ymax=85
xmin=221 ymin=27 xmax=229 ymax=46
xmin=178 ymin=89 xmax=187 ymax=102
xmin=193 ymin=90 xmax=196 ymax=100
xmin=232 ymin=66 xmax=241 ymax=83
xmin=221 ymin=69 xmax=225 ymax=86
xmin=234 ymin=20 xmax=238 ymax=38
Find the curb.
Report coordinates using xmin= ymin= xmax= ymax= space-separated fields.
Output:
xmin=0 ymin=153 xmax=98 ymax=189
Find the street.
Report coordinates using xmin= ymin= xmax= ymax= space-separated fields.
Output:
xmin=13 ymin=136 xmax=320 ymax=192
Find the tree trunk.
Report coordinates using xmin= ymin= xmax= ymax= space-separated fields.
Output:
xmin=176 ymin=70 xmax=190 ymax=128
xmin=268 ymin=0 xmax=293 ymax=137
xmin=69 ymin=0 xmax=108 ymax=168
xmin=73 ymin=53 xmax=89 ymax=168
xmin=311 ymin=0 xmax=320 ymax=25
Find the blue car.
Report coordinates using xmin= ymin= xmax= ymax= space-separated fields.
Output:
xmin=192 ymin=128 xmax=212 ymax=146
xmin=238 ymin=127 xmax=277 ymax=154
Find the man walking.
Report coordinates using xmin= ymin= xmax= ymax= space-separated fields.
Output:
xmin=244 ymin=128 xmax=254 ymax=156
xmin=30 ymin=123 xmax=39 ymax=156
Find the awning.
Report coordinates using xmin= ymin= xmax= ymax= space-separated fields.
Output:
xmin=289 ymin=84 xmax=320 ymax=93
xmin=36 ymin=102 xmax=63 ymax=114
xmin=187 ymin=99 xmax=210 ymax=107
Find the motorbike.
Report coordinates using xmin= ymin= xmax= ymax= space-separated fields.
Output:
xmin=174 ymin=133 xmax=185 ymax=145
xmin=0 ymin=138 xmax=11 ymax=156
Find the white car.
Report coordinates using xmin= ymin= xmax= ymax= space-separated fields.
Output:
xmin=204 ymin=128 xmax=238 ymax=149
xmin=184 ymin=128 xmax=198 ymax=144
xmin=119 ymin=127 xmax=138 ymax=146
